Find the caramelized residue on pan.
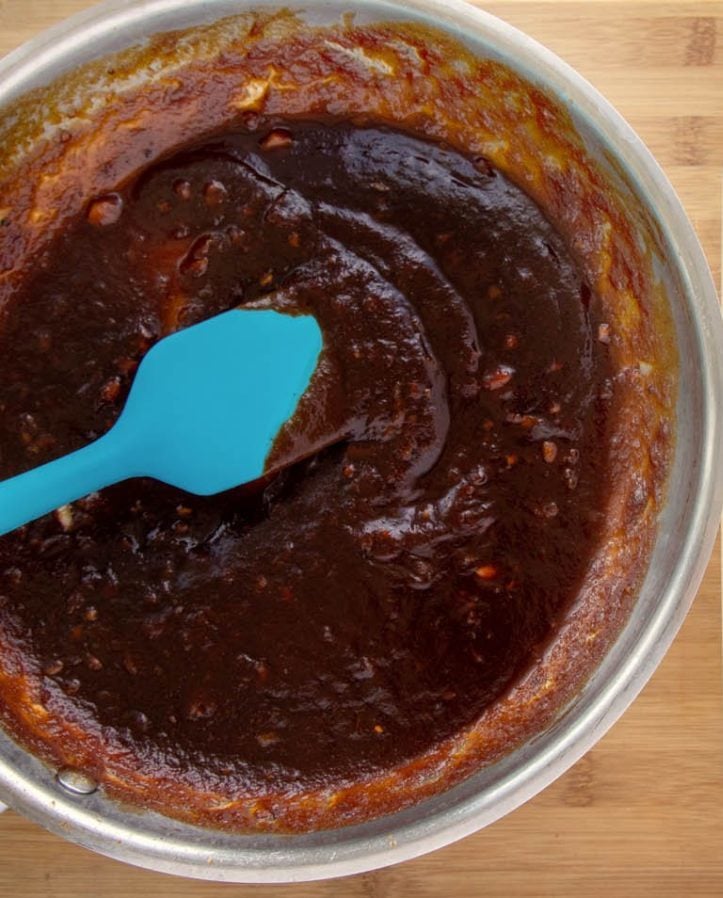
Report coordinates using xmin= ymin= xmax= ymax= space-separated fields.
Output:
xmin=0 ymin=12 xmax=675 ymax=831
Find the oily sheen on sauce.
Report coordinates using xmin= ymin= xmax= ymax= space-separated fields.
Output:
xmin=0 ymin=122 xmax=611 ymax=796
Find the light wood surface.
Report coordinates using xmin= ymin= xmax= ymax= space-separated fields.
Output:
xmin=0 ymin=1 xmax=721 ymax=895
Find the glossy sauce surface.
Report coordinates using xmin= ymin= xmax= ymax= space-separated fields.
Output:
xmin=0 ymin=121 xmax=611 ymax=790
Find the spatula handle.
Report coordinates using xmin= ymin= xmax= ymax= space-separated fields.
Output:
xmin=0 ymin=429 xmax=133 ymax=537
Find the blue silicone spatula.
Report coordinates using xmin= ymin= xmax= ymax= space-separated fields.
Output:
xmin=0 ymin=308 xmax=323 ymax=537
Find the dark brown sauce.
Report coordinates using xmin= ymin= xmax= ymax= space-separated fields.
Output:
xmin=0 ymin=121 xmax=611 ymax=790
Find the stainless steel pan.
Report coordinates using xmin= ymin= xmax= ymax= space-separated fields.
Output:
xmin=0 ymin=0 xmax=719 ymax=882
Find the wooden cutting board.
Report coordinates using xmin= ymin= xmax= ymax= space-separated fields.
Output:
xmin=0 ymin=1 xmax=721 ymax=895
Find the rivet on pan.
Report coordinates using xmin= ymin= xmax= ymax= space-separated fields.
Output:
xmin=56 ymin=768 xmax=98 ymax=796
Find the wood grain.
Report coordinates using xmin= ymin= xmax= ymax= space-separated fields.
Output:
xmin=0 ymin=1 xmax=721 ymax=895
